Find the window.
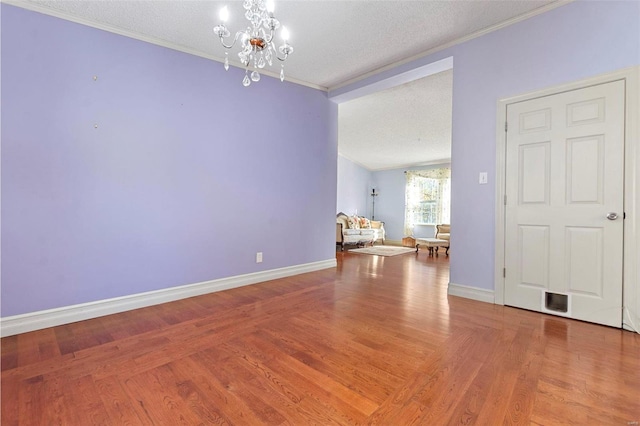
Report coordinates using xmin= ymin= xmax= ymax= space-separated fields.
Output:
xmin=404 ymin=168 xmax=451 ymax=236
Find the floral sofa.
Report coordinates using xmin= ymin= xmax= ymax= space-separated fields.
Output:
xmin=336 ymin=212 xmax=385 ymax=250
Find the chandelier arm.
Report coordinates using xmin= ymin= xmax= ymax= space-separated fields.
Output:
xmin=264 ymin=28 xmax=275 ymax=44
xmin=274 ymin=52 xmax=289 ymax=62
xmin=218 ymin=31 xmax=246 ymax=50
xmin=274 ymin=45 xmax=292 ymax=62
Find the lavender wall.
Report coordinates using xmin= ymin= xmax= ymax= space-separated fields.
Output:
xmin=332 ymin=1 xmax=640 ymax=290
xmin=372 ymin=164 xmax=450 ymax=242
xmin=1 ymin=5 xmax=338 ymax=317
xmin=336 ymin=155 xmax=372 ymax=217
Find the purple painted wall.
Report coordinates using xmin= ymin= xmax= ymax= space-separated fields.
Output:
xmin=336 ymin=155 xmax=372 ymax=217
xmin=1 ymin=4 xmax=338 ymax=317
xmin=332 ymin=1 xmax=640 ymax=290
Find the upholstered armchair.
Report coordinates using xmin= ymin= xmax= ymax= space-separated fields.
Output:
xmin=435 ymin=224 xmax=450 ymax=254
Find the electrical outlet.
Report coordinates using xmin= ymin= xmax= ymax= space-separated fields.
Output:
xmin=256 ymin=252 xmax=263 ymax=263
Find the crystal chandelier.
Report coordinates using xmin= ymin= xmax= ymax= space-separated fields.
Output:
xmin=213 ymin=0 xmax=294 ymax=87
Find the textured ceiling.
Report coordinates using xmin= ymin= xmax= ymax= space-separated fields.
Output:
xmin=10 ymin=0 xmax=560 ymax=169
xmin=339 ymin=70 xmax=453 ymax=171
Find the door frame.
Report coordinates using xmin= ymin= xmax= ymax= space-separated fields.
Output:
xmin=494 ymin=66 xmax=640 ymax=332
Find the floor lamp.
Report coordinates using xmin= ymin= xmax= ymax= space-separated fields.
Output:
xmin=371 ymin=188 xmax=379 ymax=220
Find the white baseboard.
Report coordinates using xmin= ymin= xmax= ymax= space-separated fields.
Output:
xmin=623 ymin=307 xmax=640 ymax=334
xmin=1 ymin=259 xmax=337 ymax=337
xmin=448 ymin=282 xmax=495 ymax=304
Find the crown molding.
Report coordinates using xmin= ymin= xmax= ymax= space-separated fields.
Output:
xmin=328 ymin=0 xmax=572 ymax=92
xmin=337 ymin=153 xmax=375 ymax=172
xmin=373 ymin=159 xmax=452 ymax=173
xmin=1 ymin=0 xmax=328 ymax=92
xmin=3 ymin=0 xmax=570 ymax=94
xmin=338 ymin=152 xmax=451 ymax=173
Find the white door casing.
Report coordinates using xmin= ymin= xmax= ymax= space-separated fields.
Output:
xmin=503 ymin=80 xmax=625 ymax=327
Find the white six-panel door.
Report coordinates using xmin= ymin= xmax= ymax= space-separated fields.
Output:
xmin=504 ymin=80 xmax=625 ymax=327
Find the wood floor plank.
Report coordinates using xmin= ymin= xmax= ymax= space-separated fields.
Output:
xmin=166 ymin=356 xmax=245 ymax=425
xmin=261 ymin=321 xmax=399 ymax=404
xmin=95 ymin=375 xmax=152 ymax=426
xmin=2 ymin=252 xmax=639 ymax=425
xmin=123 ymin=363 xmax=211 ymax=425
xmin=16 ymin=331 xmax=47 ymax=367
xmin=365 ymin=327 xmax=482 ymax=423
xmin=503 ymin=327 xmax=547 ymax=425
xmin=408 ymin=330 xmax=496 ymax=424
xmin=183 ymin=352 xmax=277 ymax=425
xmin=220 ymin=341 xmax=352 ymax=425
xmin=17 ymin=374 xmax=45 ymax=425
xmin=2 ymin=375 xmax=19 ymax=426
xmin=1 ymin=335 xmax=19 ymax=372
xmin=64 ymin=374 xmax=112 ymax=425
xmin=195 ymin=347 xmax=298 ymax=425
xmin=243 ymin=332 xmax=377 ymax=422
xmin=432 ymin=330 xmax=519 ymax=425
xmin=293 ymin=310 xmax=430 ymax=378
xmin=277 ymin=315 xmax=409 ymax=384
xmin=536 ymin=373 xmax=640 ymax=422
xmin=444 ymin=327 xmax=519 ymax=425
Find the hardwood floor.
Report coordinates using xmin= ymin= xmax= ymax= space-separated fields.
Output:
xmin=2 ymin=251 xmax=639 ymax=425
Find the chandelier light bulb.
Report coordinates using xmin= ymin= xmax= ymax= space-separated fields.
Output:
xmin=219 ymin=6 xmax=229 ymax=22
xmin=281 ymin=26 xmax=289 ymax=42
xmin=266 ymin=0 xmax=275 ymax=14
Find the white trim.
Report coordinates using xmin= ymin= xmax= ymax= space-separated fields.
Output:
xmin=2 ymin=0 xmax=569 ymax=93
xmin=494 ymin=95 xmax=508 ymax=305
xmin=0 ymin=259 xmax=337 ymax=337
xmin=338 ymin=152 xmax=452 ymax=173
xmin=366 ymin=158 xmax=453 ymax=173
xmin=337 ymin=152 xmax=374 ymax=172
xmin=623 ymin=307 xmax=640 ymax=333
xmin=448 ymin=282 xmax=495 ymax=304
xmin=329 ymin=57 xmax=453 ymax=104
xmin=494 ymin=66 xmax=640 ymax=333
xmin=623 ymin=67 xmax=640 ymax=334
xmin=328 ymin=1 xmax=571 ymax=93
xmin=0 ymin=0 xmax=326 ymax=92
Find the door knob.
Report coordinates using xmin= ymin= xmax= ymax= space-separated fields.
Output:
xmin=606 ymin=212 xmax=619 ymax=220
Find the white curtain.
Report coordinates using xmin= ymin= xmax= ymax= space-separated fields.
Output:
xmin=404 ymin=168 xmax=451 ymax=237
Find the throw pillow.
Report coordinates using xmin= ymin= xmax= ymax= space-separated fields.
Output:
xmin=359 ymin=217 xmax=371 ymax=229
xmin=348 ymin=215 xmax=360 ymax=229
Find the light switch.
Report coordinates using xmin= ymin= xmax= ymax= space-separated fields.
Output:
xmin=479 ymin=172 xmax=488 ymax=184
